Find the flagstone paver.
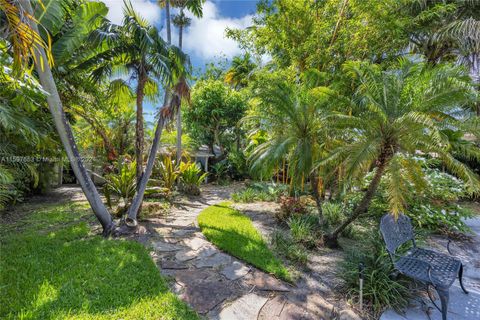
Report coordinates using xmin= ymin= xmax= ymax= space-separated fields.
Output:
xmin=221 ymin=261 xmax=250 ymax=280
xmin=131 ymin=183 xmax=362 ymax=319
xmin=216 ymin=293 xmax=269 ymax=320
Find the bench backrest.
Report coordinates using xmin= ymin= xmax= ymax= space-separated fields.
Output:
xmin=380 ymin=214 xmax=415 ymax=255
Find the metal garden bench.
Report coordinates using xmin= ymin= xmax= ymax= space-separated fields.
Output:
xmin=380 ymin=214 xmax=469 ymax=320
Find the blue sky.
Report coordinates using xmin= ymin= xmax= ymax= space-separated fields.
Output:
xmin=101 ymin=0 xmax=258 ymax=119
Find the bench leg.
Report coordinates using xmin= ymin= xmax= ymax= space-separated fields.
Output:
xmin=459 ymin=264 xmax=469 ymax=294
xmin=437 ymin=287 xmax=449 ymax=320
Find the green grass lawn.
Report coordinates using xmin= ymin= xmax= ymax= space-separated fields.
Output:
xmin=0 ymin=202 xmax=198 ymax=320
xmin=197 ymin=201 xmax=291 ymax=281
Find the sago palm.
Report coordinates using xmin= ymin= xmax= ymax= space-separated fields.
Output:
xmin=321 ymin=58 xmax=480 ymax=247
xmin=245 ymin=76 xmax=329 ymax=217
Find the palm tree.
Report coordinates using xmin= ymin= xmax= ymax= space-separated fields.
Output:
xmin=321 ymin=59 xmax=480 ymax=247
xmin=171 ymin=0 xmax=204 ymax=162
xmin=88 ymin=1 xmax=173 ymax=184
xmin=123 ymin=2 xmax=190 ymax=227
xmin=1 ymin=0 xmax=115 ymax=235
xmin=225 ymin=53 xmax=257 ymax=90
xmin=245 ymin=74 xmax=329 ymax=217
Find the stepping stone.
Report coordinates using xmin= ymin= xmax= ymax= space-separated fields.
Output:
xmin=161 ymin=260 xmax=188 ymax=270
xmin=196 ymin=246 xmax=218 ymax=258
xmin=247 ymin=272 xmax=290 ymax=292
xmin=152 ymin=241 xmax=182 ymax=252
xmin=172 ymin=228 xmax=198 ymax=237
xmin=279 ymin=302 xmax=316 ymax=320
xmin=194 ymin=252 xmax=232 ymax=268
xmin=183 ymin=237 xmax=209 ymax=251
xmin=218 ymin=293 xmax=268 ymax=320
xmin=175 ymin=250 xmax=197 ymax=262
xmin=221 ymin=261 xmax=250 ymax=280
xmin=258 ymin=295 xmax=288 ymax=319
xmin=182 ymin=279 xmax=232 ymax=314
xmin=175 ymin=269 xmax=211 ymax=286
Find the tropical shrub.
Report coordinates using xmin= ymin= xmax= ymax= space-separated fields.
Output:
xmin=231 ymin=188 xmax=259 ymax=202
xmin=103 ymin=160 xmax=137 ymax=217
xmin=211 ymin=161 xmax=229 ymax=182
xmin=271 ymin=230 xmax=308 ymax=265
xmin=276 ymin=196 xmax=308 ymax=222
xmin=340 ymin=233 xmax=412 ymax=317
xmin=287 ymin=214 xmax=318 ymax=248
xmin=231 ymin=182 xmax=287 ymax=203
xmin=179 ymin=162 xmax=208 ymax=195
xmin=321 ymin=202 xmax=354 ymax=237
xmin=154 ymin=155 xmax=180 ymax=191
xmin=342 ymin=163 xmax=474 ymax=233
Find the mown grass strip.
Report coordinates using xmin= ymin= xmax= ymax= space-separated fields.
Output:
xmin=197 ymin=201 xmax=291 ymax=281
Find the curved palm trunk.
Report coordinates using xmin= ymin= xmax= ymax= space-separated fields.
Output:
xmin=126 ymin=103 xmax=168 ymax=225
xmin=324 ymin=153 xmax=390 ymax=248
xmin=21 ymin=0 xmax=114 ymax=235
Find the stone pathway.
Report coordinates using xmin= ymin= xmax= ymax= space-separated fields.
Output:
xmin=132 ymin=185 xmax=361 ymax=319
xmin=380 ymin=214 xmax=480 ymax=320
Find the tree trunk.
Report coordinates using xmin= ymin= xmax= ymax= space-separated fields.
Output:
xmin=21 ymin=0 xmax=114 ymax=235
xmin=126 ymin=98 xmax=169 ymax=225
xmin=165 ymin=0 xmax=171 ymax=44
xmin=135 ymin=65 xmax=147 ymax=184
xmin=310 ymin=172 xmax=323 ymax=220
xmin=324 ymin=154 xmax=390 ymax=248
xmin=175 ymin=17 xmax=184 ymax=163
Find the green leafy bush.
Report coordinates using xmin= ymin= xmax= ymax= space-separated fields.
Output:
xmin=154 ymin=155 xmax=179 ymax=191
xmin=342 ymin=164 xmax=473 ymax=233
xmin=276 ymin=196 xmax=308 ymax=222
xmin=103 ymin=160 xmax=137 ymax=217
xmin=340 ymin=234 xmax=412 ymax=317
xmin=179 ymin=162 xmax=208 ymax=195
xmin=271 ymin=230 xmax=308 ymax=265
xmin=287 ymin=214 xmax=318 ymax=248
xmin=322 ymin=201 xmax=354 ymax=237
xmin=231 ymin=182 xmax=287 ymax=203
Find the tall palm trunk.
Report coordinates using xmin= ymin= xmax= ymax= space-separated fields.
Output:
xmin=324 ymin=152 xmax=391 ymax=248
xmin=176 ymin=12 xmax=184 ymax=163
xmin=125 ymin=1 xmax=173 ymax=225
xmin=21 ymin=0 xmax=114 ymax=235
xmin=165 ymin=0 xmax=171 ymax=43
xmin=135 ymin=64 xmax=147 ymax=183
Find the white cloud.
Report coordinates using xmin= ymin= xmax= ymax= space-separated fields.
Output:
xmin=182 ymin=1 xmax=253 ymax=60
xmin=102 ymin=0 xmax=161 ymax=25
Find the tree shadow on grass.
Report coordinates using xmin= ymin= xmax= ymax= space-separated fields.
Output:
xmin=198 ymin=204 xmax=291 ymax=281
xmin=1 ymin=222 xmax=196 ymax=319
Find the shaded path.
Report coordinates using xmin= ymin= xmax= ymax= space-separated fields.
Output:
xmin=136 ymin=184 xmax=360 ymax=319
